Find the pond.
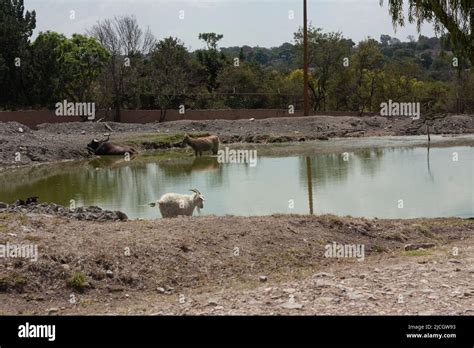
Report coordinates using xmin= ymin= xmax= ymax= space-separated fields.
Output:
xmin=1 ymin=137 xmax=473 ymax=219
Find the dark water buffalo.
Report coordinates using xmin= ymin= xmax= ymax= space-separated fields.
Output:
xmin=87 ymin=135 xmax=138 ymax=156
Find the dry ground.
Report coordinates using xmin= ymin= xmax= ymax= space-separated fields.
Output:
xmin=0 ymin=213 xmax=473 ymax=315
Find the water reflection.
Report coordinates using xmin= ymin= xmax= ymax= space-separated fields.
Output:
xmin=0 ymin=145 xmax=472 ymax=219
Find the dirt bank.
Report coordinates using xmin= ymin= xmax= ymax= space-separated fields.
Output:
xmin=0 ymin=114 xmax=473 ymax=168
xmin=0 ymin=212 xmax=473 ymax=315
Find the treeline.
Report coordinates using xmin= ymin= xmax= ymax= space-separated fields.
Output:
xmin=1 ymin=0 xmax=473 ymax=122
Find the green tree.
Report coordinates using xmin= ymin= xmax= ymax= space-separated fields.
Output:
xmin=217 ymin=62 xmax=266 ymax=108
xmin=382 ymin=0 xmax=474 ymax=64
xmin=195 ymin=32 xmax=227 ymax=92
xmin=57 ymin=34 xmax=109 ymax=103
xmin=27 ymin=32 xmax=109 ymax=110
xmin=149 ymin=37 xmax=195 ymax=122
xmin=0 ymin=0 xmax=36 ymax=108
xmin=294 ymin=27 xmax=354 ymax=111
xmin=350 ymin=39 xmax=385 ymax=114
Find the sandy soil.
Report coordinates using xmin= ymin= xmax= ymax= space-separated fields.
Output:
xmin=0 ymin=114 xmax=473 ymax=168
xmin=0 ymin=212 xmax=473 ymax=315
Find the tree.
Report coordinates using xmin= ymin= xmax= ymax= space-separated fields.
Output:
xmin=217 ymin=62 xmax=266 ymax=108
xmin=57 ymin=34 xmax=109 ymax=103
xmin=350 ymin=39 xmax=385 ymax=114
xmin=294 ymin=27 xmax=354 ymax=111
xmin=382 ymin=0 xmax=474 ymax=64
xmin=28 ymin=31 xmax=65 ymax=106
xmin=27 ymin=32 xmax=109 ymax=111
xmin=195 ymin=32 xmax=227 ymax=92
xmin=149 ymin=37 xmax=194 ymax=122
xmin=88 ymin=15 xmax=155 ymax=121
xmin=0 ymin=0 xmax=36 ymax=108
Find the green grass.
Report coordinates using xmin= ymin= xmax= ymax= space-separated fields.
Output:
xmin=66 ymin=272 xmax=88 ymax=292
xmin=372 ymin=245 xmax=386 ymax=253
xmin=0 ymin=273 xmax=27 ymax=292
xmin=124 ymin=132 xmax=211 ymax=148
xmin=403 ymin=249 xmax=432 ymax=257
xmin=24 ymin=235 xmax=41 ymax=242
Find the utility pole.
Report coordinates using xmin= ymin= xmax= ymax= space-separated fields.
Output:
xmin=303 ymin=0 xmax=309 ymax=116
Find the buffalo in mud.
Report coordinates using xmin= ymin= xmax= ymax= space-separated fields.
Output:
xmin=87 ymin=135 xmax=138 ymax=156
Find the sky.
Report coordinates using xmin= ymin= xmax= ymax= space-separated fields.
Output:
xmin=25 ymin=0 xmax=436 ymax=50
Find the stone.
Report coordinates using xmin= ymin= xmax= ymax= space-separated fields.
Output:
xmin=259 ymin=276 xmax=268 ymax=282
xmin=347 ymin=292 xmax=365 ymax=300
xmin=313 ymin=272 xmax=335 ymax=278
xmin=404 ymin=243 xmax=435 ymax=251
xmin=280 ymin=302 xmax=303 ymax=310
xmin=207 ymin=300 xmax=219 ymax=307
xmin=47 ymin=308 xmax=59 ymax=315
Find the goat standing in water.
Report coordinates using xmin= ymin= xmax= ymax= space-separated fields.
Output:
xmin=154 ymin=189 xmax=205 ymax=218
xmin=183 ymin=134 xmax=219 ymax=157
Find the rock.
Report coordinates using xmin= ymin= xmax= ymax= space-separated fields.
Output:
xmin=259 ymin=276 xmax=268 ymax=282
xmin=280 ymin=302 xmax=303 ymax=310
xmin=105 ymin=270 xmax=114 ymax=278
xmin=47 ymin=307 xmax=59 ymax=315
xmin=18 ymin=127 xmax=24 ymax=133
xmin=283 ymin=288 xmax=296 ymax=294
xmin=347 ymin=292 xmax=365 ymax=300
xmin=249 ymin=118 xmax=255 ymax=121
xmin=207 ymin=300 xmax=219 ymax=307
xmin=313 ymin=272 xmax=335 ymax=278
xmin=404 ymin=243 xmax=435 ymax=251
xmin=61 ymin=264 xmax=70 ymax=271
xmin=157 ymin=287 xmax=166 ymax=294
xmin=0 ymin=202 xmax=7 ymax=209
xmin=318 ymin=296 xmax=335 ymax=303
xmin=448 ymin=259 xmax=462 ymax=264
xmin=107 ymin=285 xmax=124 ymax=293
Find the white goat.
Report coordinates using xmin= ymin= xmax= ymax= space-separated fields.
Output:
xmin=156 ymin=189 xmax=205 ymax=218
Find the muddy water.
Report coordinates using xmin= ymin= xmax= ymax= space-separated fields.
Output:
xmin=1 ymin=137 xmax=473 ymax=219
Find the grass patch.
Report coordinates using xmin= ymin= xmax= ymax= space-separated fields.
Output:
xmin=24 ymin=235 xmax=41 ymax=242
xmin=403 ymin=249 xmax=432 ymax=257
xmin=0 ymin=273 xmax=27 ymax=292
xmin=412 ymin=223 xmax=444 ymax=242
xmin=372 ymin=245 xmax=386 ymax=253
xmin=66 ymin=272 xmax=88 ymax=292
xmin=125 ymin=132 xmax=211 ymax=149
xmin=17 ymin=214 xmax=29 ymax=226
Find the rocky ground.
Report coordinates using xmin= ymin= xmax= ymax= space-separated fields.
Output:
xmin=0 ymin=202 xmax=128 ymax=222
xmin=0 ymin=114 xmax=473 ymax=168
xmin=0 ymin=210 xmax=473 ymax=315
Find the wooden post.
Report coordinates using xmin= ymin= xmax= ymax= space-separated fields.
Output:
xmin=303 ymin=0 xmax=309 ymax=116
